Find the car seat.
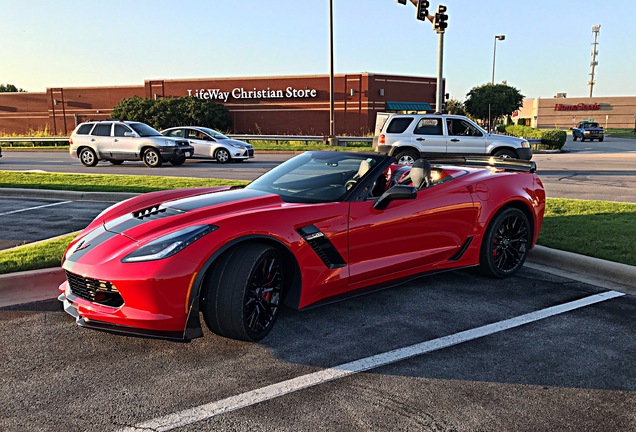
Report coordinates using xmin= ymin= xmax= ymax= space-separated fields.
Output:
xmin=409 ymin=159 xmax=431 ymax=189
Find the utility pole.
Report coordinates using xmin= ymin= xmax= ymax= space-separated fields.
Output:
xmin=329 ymin=0 xmax=335 ymax=143
xmin=589 ymin=25 xmax=600 ymax=98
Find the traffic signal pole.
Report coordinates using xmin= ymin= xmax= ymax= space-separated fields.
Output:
xmin=436 ymin=31 xmax=444 ymax=114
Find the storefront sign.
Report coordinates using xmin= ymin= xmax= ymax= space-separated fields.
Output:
xmin=187 ymin=87 xmax=317 ymax=102
xmin=554 ymin=103 xmax=601 ymax=111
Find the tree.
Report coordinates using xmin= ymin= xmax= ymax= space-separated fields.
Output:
xmin=111 ymin=96 xmax=232 ymax=131
xmin=445 ymin=98 xmax=466 ymax=116
xmin=0 ymin=83 xmax=26 ymax=92
xmin=464 ymin=83 xmax=524 ymax=130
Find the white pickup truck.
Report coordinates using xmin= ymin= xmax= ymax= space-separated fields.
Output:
xmin=373 ymin=113 xmax=533 ymax=164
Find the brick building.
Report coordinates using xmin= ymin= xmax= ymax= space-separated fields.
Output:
xmin=0 ymin=73 xmax=439 ymax=135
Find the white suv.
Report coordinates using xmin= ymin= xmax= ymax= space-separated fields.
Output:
xmin=69 ymin=121 xmax=194 ymax=168
xmin=374 ymin=113 xmax=532 ymax=164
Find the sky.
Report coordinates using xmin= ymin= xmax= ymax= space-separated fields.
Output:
xmin=2 ymin=0 xmax=635 ymax=101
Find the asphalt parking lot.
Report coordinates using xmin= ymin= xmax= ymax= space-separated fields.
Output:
xmin=0 ymin=198 xmax=111 ymax=250
xmin=1 ymin=266 xmax=634 ymax=431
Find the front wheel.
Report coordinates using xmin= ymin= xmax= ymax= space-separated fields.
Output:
xmin=143 ymin=148 xmax=163 ymax=167
xmin=201 ymin=243 xmax=287 ymax=342
xmin=493 ymin=149 xmax=516 ymax=159
xmin=394 ymin=149 xmax=419 ymax=165
xmin=79 ymin=148 xmax=98 ymax=167
xmin=599 ymin=137 xmax=604 ymax=142
xmin=214 ymin=148 xmax=231 ymax=164
xmin=572 ymin=135 xmax=577 ymax=141
xmin=479 ymin=207 xmax=532 ymax=278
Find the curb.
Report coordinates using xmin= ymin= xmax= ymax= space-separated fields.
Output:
xmin=0 ymin=187 xmax=137 ymax=202
xmin=1 ymin=246 xmax=633 ymax=309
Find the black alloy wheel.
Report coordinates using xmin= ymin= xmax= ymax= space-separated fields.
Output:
xmin=479 ymin=207 xmax=532 ymax=278
xmin=201 ymin=243 xmax=287 ymax=342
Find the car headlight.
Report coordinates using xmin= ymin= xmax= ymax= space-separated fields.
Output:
xmin=520 ymin=140 xmax=530 ymax=149
xmin=163 ymin=139 xmax=177 ymax=146
xmin=229 ymin=143 xmax=244 ymax=149
xmin=122 ymin=225 xmax=217 ymax=263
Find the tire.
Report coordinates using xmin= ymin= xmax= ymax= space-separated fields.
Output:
xmin=170 ymin=155 xmax=186 ymax=166
xmin=581 ymin=137 xmax=586 ymax=142
xmin=214 ymin=148 xmax=231 ymax=164
xmin=79 ymin=147 xmax=98 ymax=167
xmin=599 ymin=137 xmax=604 ymax=142
xmin=109 ymin=160 xmax=124 ymax=165
xmin=479 ymin=207 xmax=532 ymax=278
xmin=493 ymin=149 xmax=516 ymax=159
xmin=143 ymin=148 xmax=163 ymax=167
xmin=201 ymin=243 xmax=287 ymax=342
xmin=394 ymin=149 xmax=419 ymax=165
xmin=572 ymin=135 xmax=577 ymax=141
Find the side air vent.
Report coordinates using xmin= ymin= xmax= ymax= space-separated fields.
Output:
xmin=296 ymin=225 xmax=346 ymax=269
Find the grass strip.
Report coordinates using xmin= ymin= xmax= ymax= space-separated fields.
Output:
xmin=0 ymin=233 xmax=77 ymax=275
xmin=605 ymin=128 xmax=636 ymax=139
xmin=538 ymin=198 xmax=636 ymax=266
xmin=0 ymin=171 xmax=248 ymax=193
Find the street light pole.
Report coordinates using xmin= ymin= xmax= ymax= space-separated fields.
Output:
xmin=329 ymin=0 xmax=335 ymax=142
xmin=492 ymin=35 xmax=505 ymax=85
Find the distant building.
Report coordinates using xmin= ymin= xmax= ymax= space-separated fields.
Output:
xmin=0 ymin=73 xmax=440 ymax=135
xmin=516 ymin=95 xmax=636 ymax=129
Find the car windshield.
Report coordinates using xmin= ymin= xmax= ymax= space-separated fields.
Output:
xmin=246 ymin=151 xmax=386 ymax=203
xmin=584 ymin=122 xmax=599 ymax=128
xmin=129 ymin=123 xmax=162 ymax=137
xmin=199 ymin=127 xmax=229 ymax=140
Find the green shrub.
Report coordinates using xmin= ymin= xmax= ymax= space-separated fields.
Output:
xmin=540 ymin=129 xmax=567 ymax=149
xmin=496 ymin=124 xmax=506 ymax=133
xmin=505 ymin=125 xmax=542 ymax=138
xmin=518 ymin=118 xmax=527 ymax=126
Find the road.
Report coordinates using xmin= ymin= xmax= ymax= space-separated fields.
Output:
xmin=2 ymin=135 xmax=635 ymax=202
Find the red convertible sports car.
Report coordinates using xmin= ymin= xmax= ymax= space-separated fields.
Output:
xmin=58 ymin=151 xmax=545 ymax=342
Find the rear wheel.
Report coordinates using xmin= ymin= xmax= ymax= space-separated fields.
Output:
xmin=394 ymin=149 xmax=418 ymax=165
xmin=479 ymin=207 xmax=532 ymax=278
xmin=201 ymin=243 xmax=287 ymax=342
xmin=143 ymin=148 xmax=163 ymax=167
xmin=214 ymin=148 xmax=231 ymax=164
xmin=79 ymin=148 xmax=98 ymax=167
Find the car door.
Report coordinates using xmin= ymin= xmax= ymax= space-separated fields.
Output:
xmin=445 ymin=117 xmax=488 ymax=155
xmin=88 ymin=123 xmax=113 ymax=158
xmin=110 ymin=124 xmax=136 ymax=159
xmin=347 ymin=179 xmax=477 ymax=291
xmin=411 ymin=116 xmax=447 ymax=154
xmin=184 ymin=128 xmax=214 ymax=158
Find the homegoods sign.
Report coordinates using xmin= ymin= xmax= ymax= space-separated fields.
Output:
xmin=187 ymin=87 xmax=318 ymax=102
xmin=554 ymin=103 xmax=601 ymax=111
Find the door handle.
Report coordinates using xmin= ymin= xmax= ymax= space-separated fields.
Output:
xmin=450 ymin=138 xmax=460 ymax=142
xmin=415 ymin=138 xmax=426 ymax=141
xmin=114 ymin=139 xmax=118 ymax=142
xmin=90 ymin=139 xmax=95 ymax=142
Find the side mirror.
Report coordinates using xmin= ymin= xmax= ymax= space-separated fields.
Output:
xmin=124 ymin=132 xmax=135 ymax=137
xmin=373 ymin=185 xmax=417 ymax=210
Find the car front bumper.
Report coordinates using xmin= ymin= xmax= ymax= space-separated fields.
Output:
xmin=515 ymin=148 xmax=533 ymax=160
xmin=158 ymin=145 xmax=194 ymax=161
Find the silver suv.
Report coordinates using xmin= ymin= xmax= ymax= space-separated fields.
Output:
xmin=374 ymin=113 xmax=532 ymax=164
xmin=69 ymin=121 xmax=194 ymax=168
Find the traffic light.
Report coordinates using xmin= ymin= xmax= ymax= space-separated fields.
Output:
xmin=434 ymin=5 xmax=448 ymax=32
xmin=416 ymin=0 xmax=430 ymax=21
xmin=395 ymin=0 xmax=407 ymax=4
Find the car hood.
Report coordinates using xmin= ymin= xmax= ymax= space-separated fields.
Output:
xmin=220 ymin=138 xmax=251 ymax=147
xmin=101 ymin=188 xmax=283 ymax=241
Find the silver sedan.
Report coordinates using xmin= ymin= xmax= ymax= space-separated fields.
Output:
xmin=161 ymin=126 xmax=254 ymax=163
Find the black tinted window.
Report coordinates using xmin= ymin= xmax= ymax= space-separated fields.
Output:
xmin=91 ymin=124 xmax=111 ymax=136
xmin=414 ymin=118 xmax=442 ymax=135
xmin=386 ymin=118 xmax=413 ymax=133
xmin=165 ymin=129 xmax=184 ymax=138
xmin=114 ymin=124 xmax=131 ymax=137
xmin=77 ymin=124 xmax=93 ymax=135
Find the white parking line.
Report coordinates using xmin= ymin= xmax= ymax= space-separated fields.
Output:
xmin=0 ymin=200 xmax=72 ymax=217
xmin=119 ymin=290 xmax=625 ymax=432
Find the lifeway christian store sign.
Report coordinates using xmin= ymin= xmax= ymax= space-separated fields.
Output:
xmin=187 ymin=87 xmax=318 ymax=103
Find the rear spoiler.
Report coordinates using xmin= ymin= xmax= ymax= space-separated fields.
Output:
xmin=422 ymin=156 xmax=537 ymax=173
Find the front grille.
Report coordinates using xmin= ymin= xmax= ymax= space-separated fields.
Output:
xmin=66 ymin=271 xmax=124 ymax=307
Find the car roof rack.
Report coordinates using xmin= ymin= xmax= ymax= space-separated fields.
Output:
xmin=423 ymin=156 xmax=537 ymax=173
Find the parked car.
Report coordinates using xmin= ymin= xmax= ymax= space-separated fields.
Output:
xmin=571 ymin=121 xmax=604 ymax=142
xmin=69 ymin=120 xmax=194 ymax=168
xmin=161 ymin=126 xmax=254 ymax=163
xmin=58 ymin=151 xmax=545 ymax=343
xmin=374 ymin=113 xmax=533 ymax=164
